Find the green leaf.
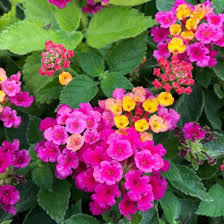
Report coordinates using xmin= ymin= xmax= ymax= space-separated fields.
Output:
xmin=212 ymin=62 xmax=224 ymax=80
xmin=86 ymin=6 xmax=156 ymax=49
xmin=101 ymin=72 xmax=133 ymax=97
xmin=142 ymin=207 xmax=160 ymax=224
xmin=107 ymin=33 xmax=147 ymax=74
xmin=65 ymin=214 xmax=100 ymax=224
xmin=65 ymin=200 xmax=82 ymax=219
xmin=163 ymin=162 xmax=212 ymax=201
xmin=109 ymin=0 xmax=151 ymax=6
xmin=32 ymin=163 xmax=53 ymax=191
xmin=22 ymin=0 xmax=56 ymax=26
xmin=77 ymin=51 xmax=105 ymax=77
xmin=132 ymin=212 xmax=143 ymax=224
xmin=198 ymin=163 xmax=218 ymax=180
xmin=27 ymin=115 xmax=42 ymax=144
xmin=38 ymin=180 xmax=71 ymax=223
xmin=60 ymin=75 xmax=98 ymax=108
xmin=196 ymin=184 xmax=224 ymax=217
xmin=203 ymin=90 xmax=222 ymax=130
xmin=195 ymin=68 xmax=212 ymax=88
xmin=213 ymin=84 xmax=224 ymax=99
xmin=175 ymin=84 xmax=203 ymax=127
xmin=0 ymin=221 xmax=12 ymax=224
xmin=52 ymin=30 xmax=83 ymax=50
xmin=23 ymin=207 xmax=56 ymax=224
xmin=159 ymin=191 xmax=181 ymax=224
xmin=160 ymin=137 xmax=179 ymax=159
xmin=212 ymin=0 xmax=224 ymax=14
xmin=56 ymin=1 xmax=81 ymax=31
xmin=156 ymin=0 xmax=197 ymax=11
xmin=0 ymin=20 xmax=54 ymax=55
xmin=204 ymin=132 xmax=224 ymax=158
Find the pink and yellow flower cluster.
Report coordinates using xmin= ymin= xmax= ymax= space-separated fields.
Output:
xmin=34 ymin=87 xmax=175 ymax=218
xmin=0 ymin=68 xmax=33 ymax=128
xmin=151 ymin=0 xmax=224 ymax=68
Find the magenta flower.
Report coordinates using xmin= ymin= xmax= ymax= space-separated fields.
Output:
xmin=153 ymin=42 xmax=171 ymax=60
xmin=40 ymin=118 xmax=57 ymax=132
xmin=2 ymin=80 xmax=21 ymax=97
xmin=155 ymin=11 xmax=176 ymax=28
xmin=56 ymin=149 xmax=79 ymax=179
xmin=134 ymin=150 xmax=164 ymax=173
xmin=2 ymin=139 xmax=19 ymax=153
xmin=12 ymin=149 xmax=30 ymax=168
xmin=44 ymin=125 xmax=68 ymax=145
xmin=85 ymin=111 xmax=101 ymax=129
xmin=112 ymin=88 xmax=126 ymax=99
xmin=93 ymin=160 xmax=123 ymax=185
xmin=83 ymin=129 xmax=100 ymax=145
xmin=0 ymin=151 xmax=11 ymax=173
xmin=124 ymin=170 xmax=151 ymax=201
xmin=207 ymin=13 xmax=223 ymax=27
xmin=150 ymin=27 xmax=169 ymax=43
xmin=89 ymin=201 xmax=104 ymax=215
xmin=107 ymin=139 xmax=133 ymax=161
xmin=48 ymin=0 xmax=72 ymax=8
xmin=137 ymin=191 xmax=154 ymax=212
xmin=75 ymin=168 xmax=98 ymax=192
xmin=182 ymin=122 xmax=205 ymax=141
xmin=65 ymin=115 xmax=86 ymax=134
xmin=82 ymin=0 xmax=102 ymax=14
xmin=9 ymin=91 xmax=34 ymax=108
xmin=142 ymin=140 xmax=166 ymax=157
xmin=0 ymin=106 xmax=21 ymax=128
xmin=91 ymin=184 xmax=121 ymax=208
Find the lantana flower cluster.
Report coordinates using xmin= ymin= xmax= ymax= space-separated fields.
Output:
xmin=39 ymin=41 xmax=74 ymax=86
xmin=0 ymin=139 xmax=30 ymax=215
xmin=152 ymin=55 xmax=194 ymax=95
xmin=151 ymin=0 xmax=224 ymax=68
xmin=100 ymin=87 xmax=180 ymax=137
xmin=221 ymin=161 xmax=224 ymax=171
xmin=0 ymin=68 xmax=33 ymax=128
xmin=83 ymin=0 xmax=109 ymax=14
xmin=34 ymin=87 xmax=172 ymax=219
xmin=48 ymin=0 xmax=71 ymax=9
xmin=175 ymin=122 xmax=216 ymax=168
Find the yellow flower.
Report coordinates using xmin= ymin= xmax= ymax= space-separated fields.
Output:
xmin=176 ymin=4 xmax=191 ymax=20
xmin=134 ymin=119 xmax=149 ymax=133
xmin=192 ymin=6 xmax=206 ymax=20
xmin=112 ymin=104 xmax=122 ymax=116
xmin=168 ymin=37 xmax=186 ymax=54
xmin=142 ymin=98 xmax=158 ymax=113
xmin=59 ymin=72 xmax=73 ymax=86
xmin=157 ymin=92 xmax=174 ymax=107
xmin=181 ymin=30 xmax=194 ymax=40
xmin=0 ymin=68 xmax=7 ymax=84
xmin=185 ymin=17 xmax=198 ymax=30
xmin=122 ymin=95 xmax=136 ymax=112
xmin=114 ymin=115 xmax=129 ymax=129
xmin=149 ymin=115 xmax=168 ymax=133
xmin=170 ymin=24 xmax=182 ymax=36
xmin=0 ymin=90 xmax=6 ymax=103
xmin=140 ymin=132 xmax=153 ymax=142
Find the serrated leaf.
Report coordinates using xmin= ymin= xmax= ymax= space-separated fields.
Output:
xmin=56 ymin=1 xmax=81 ymax=31
xmin=65 ymin=214 xmax=100 ymax=224
xmin=132 ymin=212 xmax=143 ymax=224
xmin=23 ymin=52 xmax=55 ymax=102
xmin=51 ymin=30 xmax=83 ymax=50
xmin=101 ymin=72 xmax=133 ymax=97
xmin=195 ymin=68 xmax=212 ymax=88
xmin=213 ymin=83 xmax=224 ymax=99
xmin=163 ymin=162 xmax=212 ymax=201
xmin=60 ymin=75 xmax=98 ymax=108
xmin=156 ymin=0 xmax=197 ymax=11
xmin=0 ymin=20 xmax=54 ymax=55
xmin=38 ymin=180 xmax=71 ymax=223
xmin=32 ymin=163 xmax=53 ymax=191
xmin=159 ymin=191 xmax=181 ymax=224
xmin=27 ymin=115 xmax=42 ymax=144
xmin=22 ymin=0 xmax=56 ymax=26
xmin=175 ymin=84 xmax=203 ymax=127
xmin=196 ymin=184 xmax=224 ymax=217
xmin=65 ymin=200 xmax=82 ymax=219
xmin=212 ymin=0 xmax=224 ymax=14
xmin=142 ymin=207 xmax=160 ymax=224
xmin=86 ymin=6 xmax=156 ymax=49
xmin=107 ymin=33 xmax=146 ymax=74
xmin=77 ymin=51 xmax=105 ymax=77
xmin=212 ymin=62 xmax=224 ymax=81
xmin=109 ymin=0 xmax=151 ymax=6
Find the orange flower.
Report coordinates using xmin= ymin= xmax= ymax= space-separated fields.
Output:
xmin=59 ymin=72 xmax=73 ymax=86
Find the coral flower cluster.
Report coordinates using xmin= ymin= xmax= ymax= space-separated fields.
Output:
xmin=100 ymin=87 xmax=180 ymax=136
xmin=151 ymin=0 xmax=224 ymax=67
xmin=34 ymin=87 xmax=173 ymax=218
xmin=175 ymin=122 xmax=217 ymax=167
xmin=0 ymin=68 xmax=33 ymax=128
xmin=0 ymin=139 xmax=30 ymax=215
xmin=39 ymin=41 xmax=74 ymax=78
xmin=152 ymin=55 xmax=194 ymax=95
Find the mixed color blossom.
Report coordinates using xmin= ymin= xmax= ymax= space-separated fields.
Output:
xmin=34 ymin=87 xmax=173 ymax=218
xmin=0 ymin=139 xmax=30 ymax=214
xmin=151 ymin=0 xmax=224 ymax=68
xmin=0 ymin=68 xmax=33 ymax=128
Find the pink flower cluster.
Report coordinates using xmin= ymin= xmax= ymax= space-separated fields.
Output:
xmin=221 ymin=161 xmax=224 ymax=171
xmin=39 ymin=41 xmax=74 ymax=77
xmin=83 ymin=0 xmax=109 ymax=14
xmin=182 ymin=122 xmax=205 ymax=142
xmin=48 ymin=0 xmax=71 ymax=8
xmin=152 ymin=55 xmax=194 ymax=95
xmin=0 ymin=139 xmax=30 ymax=214
xmin=0 ymin=68 xmax=33 ymax=128
xmin=35 ymin=100 xmax=169 ymax=219
xmin=151 ymin=0 xmax=224 ymax=68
